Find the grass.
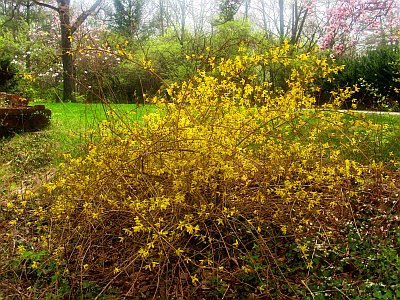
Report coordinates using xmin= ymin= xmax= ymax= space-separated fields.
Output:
xmin=299 ymin=109 xmax=400 ymax=164
xmin=34 ymin=102 xmax=155 ymax=155
xmin=0 ymin=102 xmax=154 ymax=180
xmin=362 ymin=112 xmax=400 ymax=161
xmin=1 ymin=103 xmax=400 ymax=299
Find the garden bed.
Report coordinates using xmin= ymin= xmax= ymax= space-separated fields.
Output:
xmin=0 ymin=105 xmax=51 ymax=136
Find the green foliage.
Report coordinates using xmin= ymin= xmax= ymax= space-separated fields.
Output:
xmin=0 ymin=14 xmax=60 ymax=101
xmin=113 ymin=61 xmax=162 ymax=103
xmin=83 ymin=21 xmax=277 ymax=104
xmin=77 ymin=30 xmax=196 ymax=103
xmin=112 ymin=0 xmax=145 ymax=37
xmin=324 ymin=46 xmax=400 ymax=110
xmin=294 ymin=199 xmax=400 ymax=299
xmin=0 ymin=56 xmax=19 ymax=92
xmin=217 ymin=0 xmax=243 ymax=23
xmin=211 ymin=20 xmax=260 ymax=59
xmin=73 ymin=32 xmax=162 ymax=103
xmin=0 ymin=32 xmax=21 ymax=92
xmin=147 ymin=31 xmax=196 ymax=82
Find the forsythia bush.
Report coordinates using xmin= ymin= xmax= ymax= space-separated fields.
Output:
xmin=41 ymin=43 xmax=386 ymax=298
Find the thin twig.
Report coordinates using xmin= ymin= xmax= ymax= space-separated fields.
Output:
xmin=301 ymin=280 xmax=315 ymax=299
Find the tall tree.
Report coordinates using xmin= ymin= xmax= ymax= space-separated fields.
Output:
xmin=32 ymin=0 xmax=103 ymax=101
xmin=217 ymin=0 xmax=243 ymax=23
xmin=279 ymin=0 xmax=284 ymax=38
xmin=112 ymin=0 xmax=145 ymax=37
xmin=159 ymin=0 xmax=165 ymax=35
xmin=144 ymin=0 xmax=168 ymax=37
xmin=244 ymin=0 xmax=250 ymax=19
xmin=289 ymin=0 xmax=312 ymax=45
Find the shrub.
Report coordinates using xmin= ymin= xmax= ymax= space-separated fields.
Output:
xmin=74 ymin=34 xmax=167 ymax=103
xmin=321 ymin=46 xmax=400 ymax=110
xmin=35 ymin=43 xmax=389 ymax=298
xmin=0 ymin=56 xmax=19 ymax=92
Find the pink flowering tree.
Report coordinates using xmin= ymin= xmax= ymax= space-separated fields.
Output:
xmin=319 ymin=0 xmax=400 ymax=55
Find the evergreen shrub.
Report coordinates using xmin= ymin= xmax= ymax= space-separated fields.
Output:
xmin=0 ymin=56 xmax=18 ymax=92
xmin=322 ymin=46 xmax=400 ymax=110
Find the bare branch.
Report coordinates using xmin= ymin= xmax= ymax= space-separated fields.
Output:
xmin=32 ymin=0 xmax=59 ymax=12
xmin=71 ymin=0 xmax=103 ymax=34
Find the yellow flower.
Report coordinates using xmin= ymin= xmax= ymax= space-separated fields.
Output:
xmin=17 ymin=245 xmax=26 ymax=253
xmin=191 ymin=274 xmax=199 ymax=285
xmin=175 ymin=248 xmax=184 ymax=257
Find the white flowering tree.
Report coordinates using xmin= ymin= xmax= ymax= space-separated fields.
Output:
xmin=32 ymin=0 xmax=103 ymax=101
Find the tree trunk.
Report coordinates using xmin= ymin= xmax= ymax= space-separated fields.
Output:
xmin=290 ymin=1 xmax=308 ymax=45
xmin=260 ymin=0 xmax=269 ymax=38
xmin=59 ymin=3 xmax=74 ymax=101
xmin=244 ymin=0 xmax=250 ymax=19
xmin=279 ymin=0 xmax=284 ymax=40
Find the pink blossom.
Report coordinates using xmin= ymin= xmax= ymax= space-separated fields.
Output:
xmin=319 ymin=0 xmax=400 ymax=54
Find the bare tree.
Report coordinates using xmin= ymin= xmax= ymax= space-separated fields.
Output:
xmin=250 ymin=0 xmax=319 ymax=47
xmin=163 ymin=0 xmax=190 ymax=46
xmin=145 ymin=0 xmax=168 ymax=36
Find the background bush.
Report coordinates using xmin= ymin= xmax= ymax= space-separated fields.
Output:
xmin=0 ymin=56 xmax=18 ymax=92
xmin=320 ymin=46 xmax=400 ymax=110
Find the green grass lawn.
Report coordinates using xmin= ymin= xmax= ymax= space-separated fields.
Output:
xmin=328 ymin=110 xmax=400 ymax=162
xmin=33 ymin=102 xmax=155 ymax=155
